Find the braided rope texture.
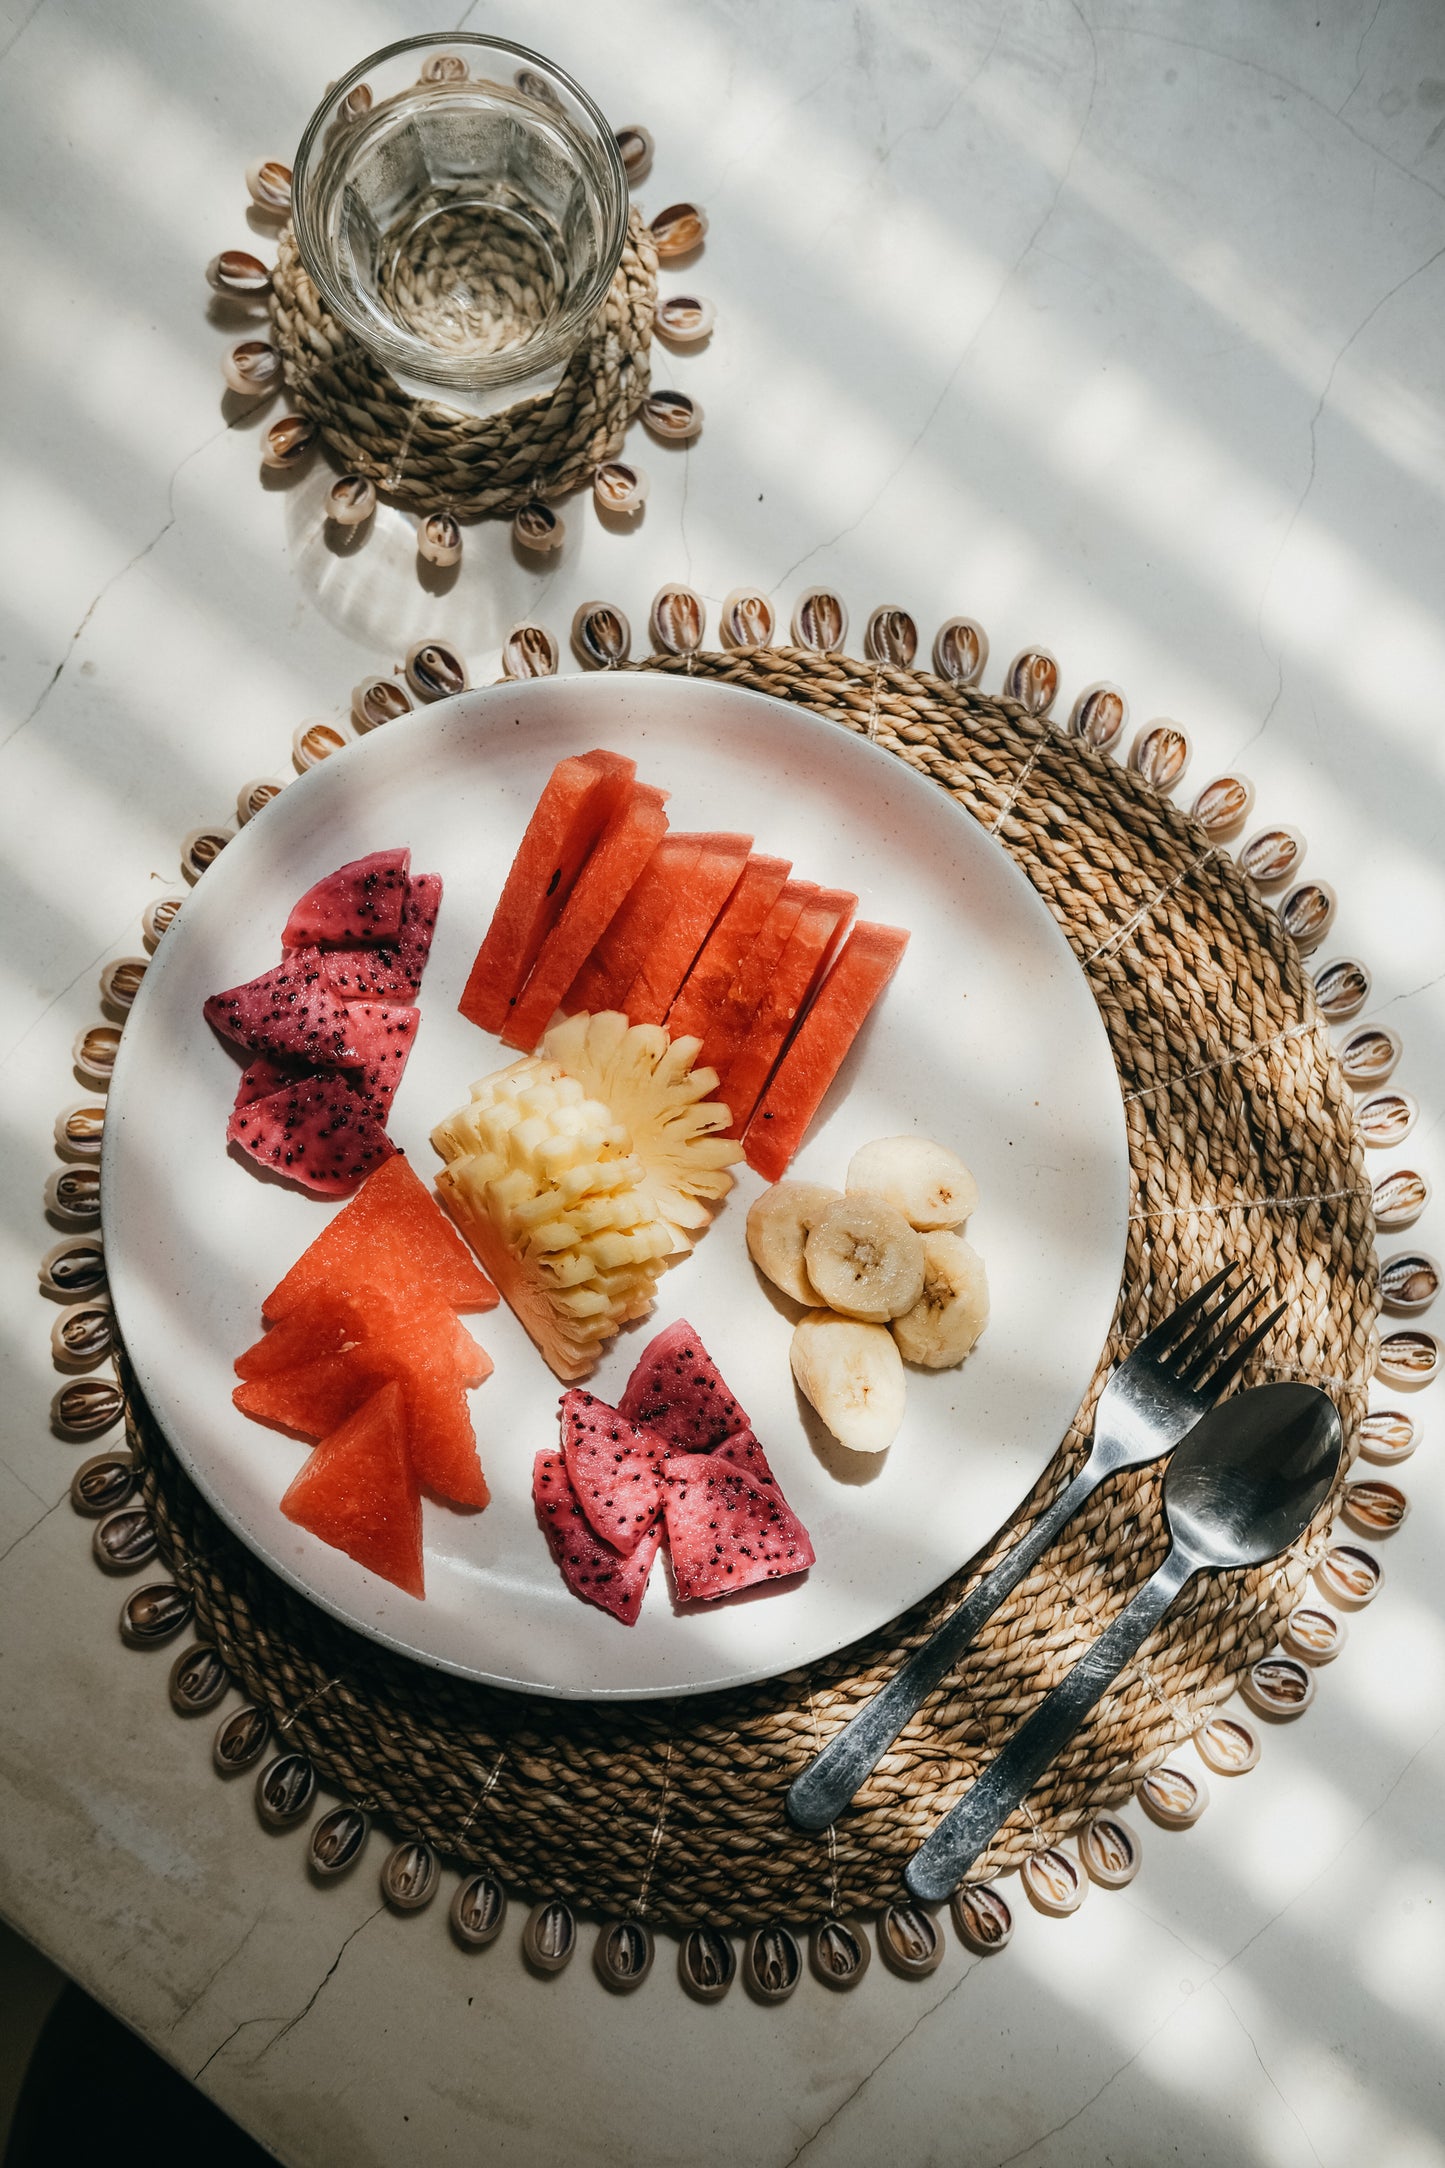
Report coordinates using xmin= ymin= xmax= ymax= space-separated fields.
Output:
xmin=267 ymin=210 xmax=657 ymax=519
xmin=123 ymin=649 xmax=1379 ymax=1929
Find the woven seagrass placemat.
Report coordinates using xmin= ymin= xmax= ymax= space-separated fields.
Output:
xmin=122 ymin=646 xmax=1379 ymax=1930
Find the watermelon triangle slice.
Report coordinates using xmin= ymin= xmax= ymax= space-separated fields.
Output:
xmin=559 ymin=1389 xmax=665 ymax=1553
xmin=533 ymin=1449 xmax=660 ymax=1624
xmin=717 ymin=886 xmax=856 ymax=1137
xmin=322 ymin=873 xmax=442 ymax=1003
xmin=618 ymin=832 xmax=753 ymax=1026
xmin=662 ymin=1451 xmax=815 ymax=1601
xmin=235 ymin=1291 xmax=366 ymax=1379
xmin=617 ymin=1319 xmax=750 ymax=1453
xmin=280 ymin=1381 xmax=424 ymax=1599
xmin=282 ymin=850 xmax=410 ymax=948
xmin=263 ymin=1157 xmax=496 ymax=1321
xmin=668 ymin=854 xmax=791 ymax=1043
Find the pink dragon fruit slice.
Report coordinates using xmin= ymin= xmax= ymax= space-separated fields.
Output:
xmin=227 ymin=1073 xmax=396 ymax=1196
xmin=616 ymin=1319 xmax=750 ymax=1453
xmin=662 ymin=1451 xmax=815 ymax=1602
xmin=234 ymin=1052 xmax=297 ymax=1108
xmin=533 ymin=1450 xmax=660 ymax=1624
xmin=342 ymin=1001 xmax=420 ymax=1119
xmin=559 ymin=1390 xmax=666 ymax=1554
xmin=713 ymin=1427 xmax=779 ymax=1493
xmin=321 ymin=873 xmax=442 ymax=1003
xmin=204 ymin=952 xmax=363 ymax=1067
xmin=281 ymin=849 xmax=410 ymax=948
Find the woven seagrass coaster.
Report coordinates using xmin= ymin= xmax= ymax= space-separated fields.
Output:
xmin=122 ymin=647 xmax=1379 ymax=1931
xmin=267 ymin=210 xmax=658 ymax=520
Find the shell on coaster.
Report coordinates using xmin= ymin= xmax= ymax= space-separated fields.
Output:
xmin=1137 ymin=1763 xmax=1209 ymax=1828
xmin=1313 ymin=956 xmax=1371 ymax=1021
xmin=418 ymin=514 xmax=463 ymax=568
xmin=512 ymin=499 xmax=564 ymax=553
xmin=593 ymin=460 xmax=649 ymax=516
xmin=1317 ymin=1543 xmax=1382 ymax=1607
xmin=865 ymin=605 xmax=919 ymax=668
xmin=655 ymin=293 xmax=715 ymax=344
xmin=309 ymin=1805 xmax=369 ymax=1880
xmin=1380 ymin=1250 xmax=1439 ymax=1315
xmin=1129 ymin=720 xmax=1191 ymax=794
xmin=650 ymin=582 xmax=706 ymax=655
xmin=338 ymin=82 xmax=373 ymax=123
xmin=1195 ymin=1714 xmax=1261 ymax=1775
xmin=181 ymin=826 xmax=230 ymax=884
xmin=245 ymin=159 xmax=292 ymax=213
xmin=1372 ymin=1168 xmax=1429 ymax=1232
xmin=950 ymin=1882 xmax=1012 ymax=1954
xmin=1278 ymin=880 xmax=1336 ymax=953
xmin=1376 ymin=1328 xmax=1439 ymax=1389
xmin=1079 ymin=1816 xmax=1140 ymax=1890
xmin=141 ymin=893 xmax=185 ymax=947
xmin=615 ymin=124 xmax=653 ymax=184
xmin=1340 ymin=1024 xmax=1402 ymax=1089
xmin=571 ymin=601 xmax=631 ymax=669
xmin=119 ymin=1584 xmax=192 ymax=1650
xmin=514 ymin=67 xmax=562 ymax=107
xmin=168 ymin=1642 xmax=230 ymax=1715
xmin=792 ymin=587 xmax=848 ymax=653
xmin=100 ymin=957 xmax=147 ymax=1014
xmin=292 ymin=718 xmax=351 ymax=772
xmin=326 ymin=474 xmax=376 ymax=527
xmin=207 ymin=249 xmax=270 ymax=295
xmin=1282 ymin=1603 xmax=1347 ymax=1664
xmin=1021 ymin=1846 xmax=1086 ymax=1916
xmin=214 ymin=1704 xmax=269 ymax=1776
xmin=54 ymin=1100 xmax=105 ymax=1161
xmin=53 ymin=1377 xmax=122 ymax=1443
xmin=351 ymin=677 xmax=413 ymax=732
xmin=1343 ymin=1477 xmax=1410 ymax=1536
xmin=877 ymin=1903 xmax=944 ymax=1978
xmin=1238 ymin=825 xmax=1306 ymax=888
xmin=1069 ymin=682 xmax=1128 ymax=753
xmin=1358 ymin=1091 xmax=1418 ymax=1149
xmin=933 ymin=616 xmax=989 ymax=686
xmin=721 ymin=588 xmax=775 ymax=650
xmin=52 ymin=1300 xmax=115 ymax=1371
xmin=595 ymin=1919 xmax=655 ymax=1993
xmin=745 ymin=1924 xmax=802 ymax=2002
xmin=420 ymin=51 xmax=468 ymax=82
xmin=500 ymin=623 xmax=560 ymax=680
xmin=1358 ymin=1408 xmax=1417 ymax=1465
xmin=1003 ymin=647 xmax=1059 ymax=717
xmin=679 ymin=1926 xmax=736 ymax=2001
xmin=45 ymin=1165 xmax=100 ymax=1227
xmin=69 ymin=1452 xmax=133 ymax=1518
xmin=381 ymin=1840 xmax=440 ymax=1912
xmin=1190 ymin=772 xmax=1255 ymax=841
xmin=261 ymin=415 xmax=317 ymax=470
xmin=222 ymin=339 xmax=281 ymax=398
xmin=93 ymin=1505 xmax=157 ymax=1574
xmin=649 ymin=201 xmax=708 ymax=257
xmin=450 ymin=1872 xmax=507 ymax=1949
xmin=523 ymin=1899 xmax=576 ymax=1975
xmin=73 ymin=1024 xmax=121 ymax=1088
xmin=236 ymin=777 xmax=284 ymax=824
xmin=255 ymin=1752 xmax=317 ymax=1830
xmin=405 ymin=640 xmax=469 ymax=701
xmin=641 ymin=388 xmax=703 ymax=440
xmin=809 ymin=1918 xmax=871 ymax=1989
xmin=40 ymin=1236 xmax=106 ymax=1301
xmin=1242 ymin=1654 xmax=1316 ymax=1720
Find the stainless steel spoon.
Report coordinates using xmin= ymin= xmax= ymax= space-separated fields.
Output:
xmin=904 ymin=1381 xmax=1342 ymax=1901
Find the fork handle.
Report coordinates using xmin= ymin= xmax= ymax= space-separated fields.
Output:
xmin=903 ymin=1546 xmax=1197 ymax=1901
xmin=786 ymin=1463 xmax=1100 ymax=1832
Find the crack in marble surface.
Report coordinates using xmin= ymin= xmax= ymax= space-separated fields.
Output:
xmin=0 ymin=1494 xmax=65 ymax=1571
xmin=782 ymin=1961 xmax=982 ymax=2167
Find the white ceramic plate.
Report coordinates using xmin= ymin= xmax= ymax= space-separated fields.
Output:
xmin=104 ymin=674 xmax=1128 ymax=1698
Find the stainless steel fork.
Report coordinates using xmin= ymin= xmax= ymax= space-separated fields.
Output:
xmin=785 ymin=1265 xmax=1284 ymax=1833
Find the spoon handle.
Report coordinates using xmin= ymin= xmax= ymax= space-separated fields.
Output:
xmin=786 ymin=1464 xmax=1101 ymax=1832
xmin=904 ymin=1546 xmax=1197 ymax=1901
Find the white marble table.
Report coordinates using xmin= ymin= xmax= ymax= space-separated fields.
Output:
xmin=3 ymin=2 xmax=1443 ymax=2162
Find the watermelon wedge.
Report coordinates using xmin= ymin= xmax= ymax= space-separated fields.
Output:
xmin=559 ymin=1390 xmax=665 ymax=1553
xmin=227 ymin=1073 xmax=396 ymax=1196
xmin=684 ymin=879 xmax=815 ymax=1091
xmin=282 ymin=850 xmax=410 ymax=949
xmin=235 ymin=1291 xmax=365 ymax=1379
xmin=717 ymin=887 xmax=856 ymax=1136
xmin=562 ymin=833 xmax=704 ymax=1016
xmin=618 ymin=832 xmax=753 ymax=1025
xmin=322 ymin=873 xmax=442 ymax=1003
xmin=459 ymin=751 xmax=636 ymax=1035
xmin=502 ymin=782 xmax=670 ymax=1052
xmin=662 ymin=1451 xmax=814 ymax=1601
xmin=617 ymin=1319 xmax=750 ymax=1452
xmin=534 ymin=1449 xmax=661 ymax=1624
xmin=263 ymin=1157 xmax=496 ymax=1322
xmin=744 ymin=921 xmax=911 ymax=1180
xmin=667 ymin=854 xmax=791 ymax=1043
xmin=280 ymin=1381 xmax=424 ymax=1598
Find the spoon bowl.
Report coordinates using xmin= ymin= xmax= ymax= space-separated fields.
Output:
xmin=1165 ymin=1382 xmax=1343 ymax=1570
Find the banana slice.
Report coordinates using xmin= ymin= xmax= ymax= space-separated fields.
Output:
xmin=745 ymin=1181 xmax=840 ymax=1303
xmin=845 ymin=1136 xmax=979 ymax=1230
xmin=803 ymin=1194 xmax=924 ymax=1322
xmin=791 ymin=1311 xmax=906 ymax=1454
xmin=892 ymin=1231 xmax=989 ymax=1368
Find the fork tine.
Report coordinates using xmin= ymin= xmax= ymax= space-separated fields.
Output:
xmin=1161 ymin=1273 xmax=1254 ymax=1379
xmin=1174 ymin=1285 xmax=1268 ymax=1385
xmin=1205 ymin=1301 xmax=1287 ymax=1396
xmin=1132 ymin=1265 xmax=1236 ymax=1364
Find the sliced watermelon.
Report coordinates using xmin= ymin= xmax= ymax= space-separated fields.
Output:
xmin=559 ymin=1389 xmax=665 ymax=1553
xmin=617 ymin=1319 xmax=750 ymax=1452
xmin=562 ymin=833 xmax=703 ymax=1016
xmin=227 ymin=1073 xmax=395 ymax=1196
xmin=279 ymin=1381 xmax=424 ymax=1598
xmin=533 ymin=1449 xmax=660 ymax=1624
xmin=502 ymin=782 xmax=670 ymax=1052
xmin=459 ymin=751 xmax=636 ymax=1035
xmin=205 ymin=951 xmax=363 ymax=1067
xmin=718 ymin=887 xmax=856 ymax=1136
xmin=235 ymin=1291 xmax=365 ymax=1379
xmin=618 ymin=832 xmax=753 ymax=1026
xmin=263 ymin=1157 xmax=496 ymax=1322
xmin=662 ymin=1451 xmax=814 ymax=1601
xmin=744 ymin=922 xmax=911 ymax=1181
xmin=667 ymin=854 xmax=791 ymax=1043
xmin=322 ymin=873 xmax=442 ymax=1002
xmin=343 ymin=1000 xmax=420 ymax=1119
xmin=282 ymin=850 xmax=410 ymax=949
xmin=684 ymin=879 xmax=815 ymax=1094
